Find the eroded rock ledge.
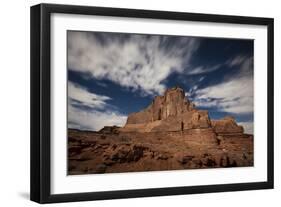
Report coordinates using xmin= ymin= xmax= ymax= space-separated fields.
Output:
xmin=121 ymin=87 xmax=244 ymax=135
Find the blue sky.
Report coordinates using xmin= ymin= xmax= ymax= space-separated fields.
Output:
xmin=67 ymin=31 xmax=254 ymax=133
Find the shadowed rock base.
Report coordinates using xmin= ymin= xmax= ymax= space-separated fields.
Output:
xmin=68 ymin=128 xmax=253 ymax=175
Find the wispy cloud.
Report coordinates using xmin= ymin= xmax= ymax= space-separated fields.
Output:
xmin=186 ymin=64 xmax=222 ymax=75
xmin=68 ymin=81 xmax=110 ymax=110
xmin=187 ymin=54 xmax=252 ymax=76
xmin=185 ymin=92 xmax=191 ymax=97
xmin=68 ymin=81 xmax=126 ymax=131
xmin=226 ymin=55 xmax=249 ymax=67
xmin=193 ymin=55 xmax=253 ymax=114
xmin=68 ymin=105 xmax=127 ymax=131
xmin=194 ymin=77 xmax=253 ymax=113
xmin=198 ymin=76 xmax=205 ymax=82
xmin=68 ymin=31 xmax=200 ymax=96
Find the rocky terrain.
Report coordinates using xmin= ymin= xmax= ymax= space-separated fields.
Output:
xmin=68 ymin=87 xmax=253 ymax=175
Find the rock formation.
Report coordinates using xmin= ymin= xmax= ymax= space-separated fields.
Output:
xmin=68 ymin=87 xmax=253 ymax=175
xmin=121 ymin=86 xmax=243 ymax=135
xmin=211 ymin=116 xmax=244 ymax=135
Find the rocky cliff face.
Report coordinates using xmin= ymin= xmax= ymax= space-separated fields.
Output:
xmin=68 ymin=87 xmax=253 ymax=175
xmin=122 ymin=87 xmax=243 ymax=134
xmin=211 ymin=116 xmax=244 ymax=135
xmin=126 ymin=87 xmax=193 ymax=124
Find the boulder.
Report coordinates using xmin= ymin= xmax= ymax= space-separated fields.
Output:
xmin=99 ymin=126 xmax=120 ymax=134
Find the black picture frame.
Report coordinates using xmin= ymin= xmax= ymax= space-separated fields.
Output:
xmin=30 ymin=3 xmax=274 ymax=204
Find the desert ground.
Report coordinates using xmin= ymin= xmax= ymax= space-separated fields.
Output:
xmin=68 ymin=127 xmax=253 ymax=174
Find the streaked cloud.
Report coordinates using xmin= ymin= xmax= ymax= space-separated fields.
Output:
xmin=68 ymin=81 xmax=126 ymax=131
xmin=186 ymin=64 xmax=222 ymax=75
xmin=68 ymin=31 xmax=200 ymax=96
xmin=194 ymin=55 xmax=253 ymax=114
xmin=198 ymin=76 xmax=205 ymax=82
xmin=195 ymin=76 xmax=253 ymax=114
xmin=226 ymin=55 xmax=249 ymax=67
xmin=68 ymin=81 xmax=110 ymax=110
xmin=68 ymin=105 xmax=127 ymax=131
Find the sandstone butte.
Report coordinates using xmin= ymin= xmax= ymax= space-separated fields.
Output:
xmin=68 ymin=86 xmax=253 ymax=175
xmin=120 ymin=86 xmax=244 ymax=135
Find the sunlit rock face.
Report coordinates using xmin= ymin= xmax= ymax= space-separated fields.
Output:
xmin=211 ymin=116 xmax=244 ymax=135
xmin=123 ymin=87 xmax=243 ymax=134
xmin=126 ymin=87 xmax=193 ymax=124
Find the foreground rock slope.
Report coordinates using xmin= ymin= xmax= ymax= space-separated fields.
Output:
xmin=68 ymin=87 xmax=253 ymax=174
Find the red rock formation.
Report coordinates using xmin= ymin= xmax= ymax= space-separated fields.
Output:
xmin=126 ymin=87 xmax=192 ymax=124
xmin=122 ymin=87 xmax=245 ymax=135
xmin=68 ymin=87 xmax=253 ymax=175
xmin=123 ymin=87 xmax=212 ymax=132
xmin=99 ymin=126 xmax=120 ymax=134
xmin=211 ymin=116 xmax=244 ymax=135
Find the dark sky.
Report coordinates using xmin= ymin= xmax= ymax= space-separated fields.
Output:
xmin=67 ymin=31 xmax=254 ymax=133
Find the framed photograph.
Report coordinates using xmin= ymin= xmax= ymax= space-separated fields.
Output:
xmin=30 ymin=3 xmax=274 ymax=203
